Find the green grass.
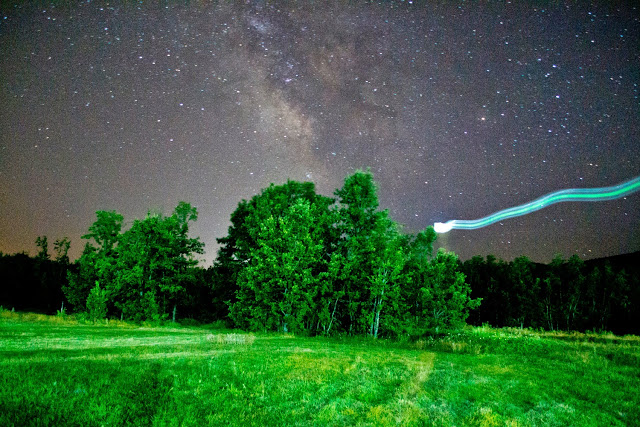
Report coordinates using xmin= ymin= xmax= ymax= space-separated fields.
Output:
xmin=1 ymin=311 xmax=639 ymax=426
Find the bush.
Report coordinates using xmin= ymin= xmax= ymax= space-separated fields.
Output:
xmin=86 ymin=282 xmax=107 ymax=322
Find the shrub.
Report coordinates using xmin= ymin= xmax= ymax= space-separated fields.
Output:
xmin=86 ymin=282 xmax=107 ymax=322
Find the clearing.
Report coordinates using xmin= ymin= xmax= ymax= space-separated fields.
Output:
xmin=1 ymin=311 xmax=638 ymax=426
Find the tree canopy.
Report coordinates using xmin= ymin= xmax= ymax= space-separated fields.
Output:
xmin=64 ymin=202 xmax=204 ymax=321
xmin=217 ymin=169 xmax=477 ymax=337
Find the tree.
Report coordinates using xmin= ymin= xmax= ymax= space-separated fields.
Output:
xmin=599 ymin=267 xmax=631 ymax=333
xmin=82 ymin=210 xmax=123 ymax=255
xmin=332 ymin=168 xmax=387 ymax=335
xmin=220 ymin=180 xmax=333 ymax=330
xmin=64 ymin=205 xmax=203 ymax=321
xmin=158 ymin=202 xmax=205 ymax=321
xmin=507 ymin=256 xmax=540 ymax=328
xmin=365 ymin=216 xmax=405 ymax=338
xmin=64 ymin=211 xmax=123 ymax=314
xmin=35 ymin=236 xmax=49 ymax=260
xmin=399 ymin=227 xmax=438 ymax=334
xmin=53 ymin=238 xmax=71 ymax=264
xmin=112 ymin=202 xmax=204 ymax=321
xmin=231 ymin=199 xmax=325 ymax=332
xmin=63 ymin=243 xmax=100 ymax=312
xmin=328 ymin=168 xmax=432 ymax=337
xmin=86 ymin=282 xmax=107 ymax=322
xmin=32 ymin=235 xmax=70 ymax=313
xmin=547 ymin=254 xmax=585 ymax=330
xmin=52 ymin=237 xmax=72 ymax=309
xmin=563 ymin=255 xmax=585 ymax=330
xmin=420 ymin=249 xmax=480 ymax=332
xmin=461 ymin=255 xmax=492 ymax=326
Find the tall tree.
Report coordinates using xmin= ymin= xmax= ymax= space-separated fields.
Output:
xmin=53 ymin=238 xmax=71 ymax=264
xmin=333 ymin=168 xmax=387 ymax=335
xmin=63 ymin=243 xmax=100 ymax=312
xmin=400 ymin=227 xmax=438 ymax=334
xmin=112 ymin=202 xmax=204 ymax=321
xmin=508 ymin=256 xmax=540 ymax=328
xmin=52 ymin=237 xmax=72 ymax=305
xmin=231 ymin=199 xmax=325 ymax=332
xmin=420 ymin=249 xmax=480 ymax=332
xmin=364 ymin=216 xmax=405 ymax=338
xmin=82 ymin=211 xmax=123 ymax=255
xmin=64 ymin=211 xmax=123 ymax=313
xmin=220 ymin=180 xmax=333 ymax=329
xmin=562 ymin=255 xmax=585 ymax=330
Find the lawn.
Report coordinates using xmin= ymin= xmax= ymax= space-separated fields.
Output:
xmin=1 ymin=311 xmax=638 ymax=426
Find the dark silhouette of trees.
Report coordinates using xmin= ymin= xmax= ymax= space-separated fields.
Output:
xmin=462 ymin=252 xmax=640 ymax=334
xmin=0 ymin=236 xmax=68 ymax=314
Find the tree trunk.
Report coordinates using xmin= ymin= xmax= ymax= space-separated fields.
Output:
xmin=373 ymin=302 xmax=381 ymax=339
xmin=172 ymin=304 xmax=177 ymax=323
xmin=369 ymin=300 xmax=376 ymax=337
xmin=326 ymin=298 xmax=339 ymax=335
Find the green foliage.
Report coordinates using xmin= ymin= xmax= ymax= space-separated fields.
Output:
xmin=462 ymin=253 xmax=640 ymax=334
xmin=12 ymin=169 xmax=639 ymax=336
xmin=216 ymin=181 xmax=332 ymax=322
xmin=361 ymin=216 xmax=406 ymax=338
xmin=419 ymin=249 xmax=480 ymax=332
xmin=396 ymin=228 xmax=438 ymax=334
xmin=328 ymin=169 xmax=471 ymax=338
xmin=111 ymin=203 xmax=204 ymax=321
xmin=229 ymin=188 xmax=331 ymax=332
xmin=65 ymin=203 xmax=204 ymax=322
xmin=64 ymin=211 xmax=124 ymax=315
xmin=331 ymin=169 xmax=399 ymax=336
xmin=81 ymin=210 xmax=123 ymax=255
xmin=221 ymin=169 xmax=476 ymax=337
xmin=507 ymin=256 xmax=540 ymax=328
xmin=86 ymin=282 xmax=107 ymax=322
xmin=35 ymin=236 xmax=49 ymax=260
xmin=53 ymin=237 xmax=71 ymax=264
xmin=63 ymin=243 xmax=99 ymax=312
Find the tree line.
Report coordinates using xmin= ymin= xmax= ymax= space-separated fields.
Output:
xmin=462 ymin=252 xmax=640 ymax=335
xmin=1 ymin=169 xmax=638 ymax=336
xmin=0 ymin=236 xmax=70 ymax=314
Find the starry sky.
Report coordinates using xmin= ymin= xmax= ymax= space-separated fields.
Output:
xmin=1 ymin=1 xmax=639 ymax=265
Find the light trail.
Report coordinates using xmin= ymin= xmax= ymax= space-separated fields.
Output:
xmin=434 ymin=175 xmax=640 ymax=233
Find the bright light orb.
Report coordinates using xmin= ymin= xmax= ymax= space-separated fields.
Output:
xmin=433 ymin=222 xmax=453 ymax=233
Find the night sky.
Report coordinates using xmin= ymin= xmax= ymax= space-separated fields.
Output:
xmin=1 ymin=1 xmax=639 ymax=265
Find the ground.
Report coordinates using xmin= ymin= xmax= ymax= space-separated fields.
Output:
xmin=1 ymin=311 xmax=638 ymax=426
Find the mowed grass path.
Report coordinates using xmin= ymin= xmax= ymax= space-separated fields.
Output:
xmin=1 ymin=312 xmax=639 ymax=426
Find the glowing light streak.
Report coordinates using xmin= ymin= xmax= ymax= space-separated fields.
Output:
xmin=434 ymin=175 xmax=640 ymax=233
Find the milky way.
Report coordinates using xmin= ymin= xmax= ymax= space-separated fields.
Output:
xmin=1 ymin=1 xmax=638 ymax=264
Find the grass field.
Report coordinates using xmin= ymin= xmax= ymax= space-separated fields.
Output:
xmin=1 ymin=311 xmax=639 ymax=426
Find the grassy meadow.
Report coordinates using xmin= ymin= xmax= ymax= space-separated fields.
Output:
xmin=1 ymin=311 xmax=639 ymax=426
